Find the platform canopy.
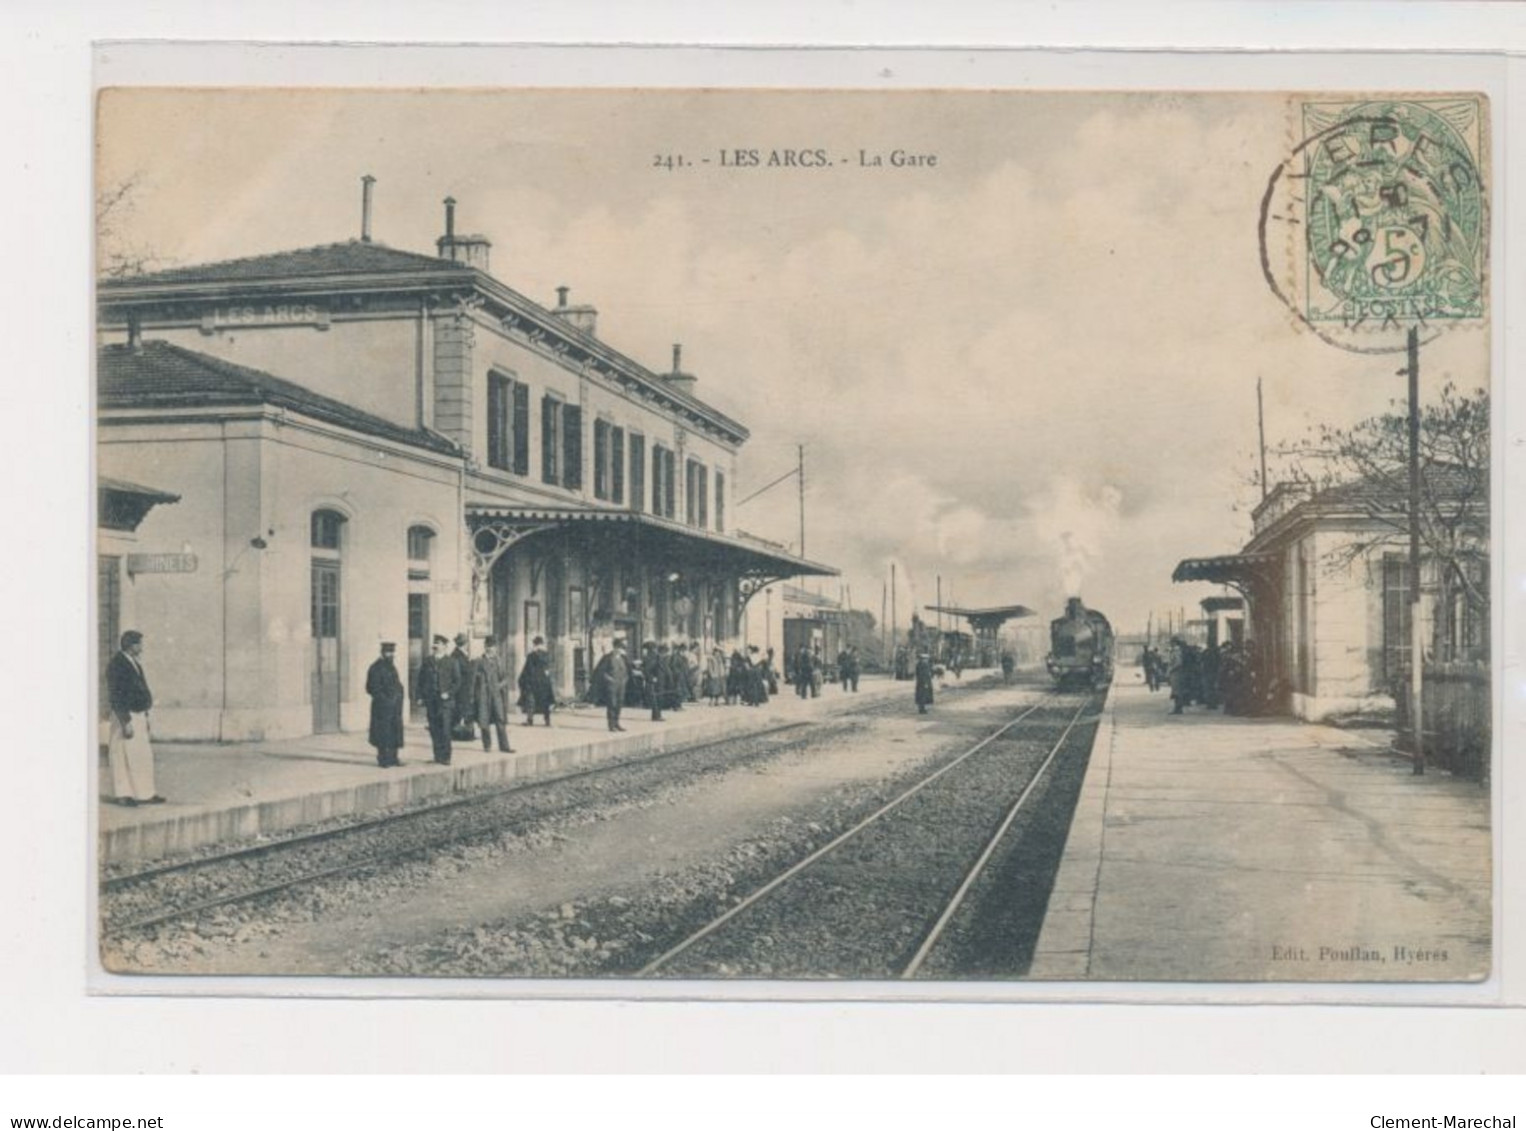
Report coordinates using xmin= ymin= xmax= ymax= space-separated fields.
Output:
xmin=1172 ymin=553 xmax=1278 ymax=587
xmin=466 ymin=503 xmax=838 ymax=585
xmin=922 ymin=604 xmax=1036 ymax=633
xmin=1172 ymin=553 xmax=1281 ymax=610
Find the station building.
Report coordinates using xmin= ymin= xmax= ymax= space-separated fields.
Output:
xmin=97 ymin=195 xmax=835 ymax=741
xmin=1174 ymin=476 xmax=1486 ymax=722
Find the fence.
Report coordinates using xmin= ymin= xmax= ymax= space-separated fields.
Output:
xmin=1395 ymin=662 xmax=1490 ymax=779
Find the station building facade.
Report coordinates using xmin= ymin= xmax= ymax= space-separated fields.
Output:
xmin=97 ymin=199 xmax=834 ymax=741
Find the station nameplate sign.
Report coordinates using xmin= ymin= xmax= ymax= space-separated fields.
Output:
xmin=127 ymin=552 xmax=198 ymax=575
xmin=202 ymin=303 xmax=331 ymax=332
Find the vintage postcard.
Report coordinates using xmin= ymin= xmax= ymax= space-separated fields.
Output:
xmin=93 ymin=85 xmax=1494 ymax=988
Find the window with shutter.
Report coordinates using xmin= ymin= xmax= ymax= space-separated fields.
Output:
xmin=664 ymin=449 xmax=676 ymax=518
xmin=563 ymin=404 xmax=583 ymax=489
xmin=715 ymin=470 xmax=725 ymax=532
xmin=612 ymin=427 xmax=625 ymax=505
xmin=488 ymin=374 xmax=510 ymax=470
xmin=593 ymin=419 xmax=610 ymax=500
xmin=512 ymin=383 xmax=530 ymax=475
xmin=629 ymin=434 xmax=645 ymax=512
xmin=541 ymin=395 xmax=559 ymax=484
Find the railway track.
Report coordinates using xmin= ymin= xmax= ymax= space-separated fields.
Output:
xmin=635 ymin=687 xmax=1103 ymax=979
xmin=100 ymin=675 xmax=1021 ymax=938
xmin=100 ymin=718 xmax=822 ymax=936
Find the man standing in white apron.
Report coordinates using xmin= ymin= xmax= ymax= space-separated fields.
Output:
xmin=105 ymin=630 xmax=163 ymax=806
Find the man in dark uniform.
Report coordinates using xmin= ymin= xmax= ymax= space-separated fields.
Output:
xmin=365 ymin=641 xmax=406 ymax=767
xmin=450 ymin=632 xmax=475 ymax=741
xmin=914 ymin=650 xmax=935 ymax=715
xmin=518 ymin=635 xmax=554 ymax=726
xmin=795 ymin=644 xmax=813 ymax=699
xmin=592 ymin=638 xmax=632 ymax=732
xmin=417 ymin=634 xmax=457 ymax=764
xmin=472 ymin=637 xmax=514 ymax=752
xmin=643 ymin=641 xmax=665 ymax=721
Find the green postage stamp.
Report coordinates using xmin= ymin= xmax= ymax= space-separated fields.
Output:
xmin=1296 ymin=97 xmax=1487 ymax=332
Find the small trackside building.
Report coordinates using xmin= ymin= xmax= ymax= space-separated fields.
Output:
xmin=1174 ymin=475 xmax=1487 ymax=723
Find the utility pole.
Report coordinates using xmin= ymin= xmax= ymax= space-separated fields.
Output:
xmin=1258 ymin=376 xmax=1269 ymax=502
xmin=891 ymin=563 xmax=898 ymax=661
xmin=881 ymin=580 xmax=888 ymax=667
xmin=797 ymin=443 xmax=806 ymax=558
xmin=1405 ymin=327 xmax=1425 ymax=775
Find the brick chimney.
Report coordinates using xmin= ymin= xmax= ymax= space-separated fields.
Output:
xmin=360 ymin=175 xmax=376 ymax=242
xmin=551 ymin=284 xmax=598 ymax=337
xmin=665 ymin=343 xmax=697 ymax=397
xmin=435 ymin=196 xmax=492 ymax=272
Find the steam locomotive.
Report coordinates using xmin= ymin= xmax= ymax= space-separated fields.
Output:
xmin=1045 ymin=597 xmax=1115 ymax=689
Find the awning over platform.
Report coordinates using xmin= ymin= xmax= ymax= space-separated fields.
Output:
xmin=922 ymin=605 xmax=1035 ymax=632
xmin=465 ymin=503 xmax=839 ymax=582
xmin=1172 ymin=553 xmax=1279 ymax=593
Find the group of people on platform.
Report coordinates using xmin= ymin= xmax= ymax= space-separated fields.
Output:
xmin=1141 ymin=638 xmax=1266 ymax=718
xmin=605 ymin=640 xmax=783 ymax=725
xmin=365 ymin=632 xmax=555 ymax=768
xmin=104 ymin=624 xmax=957 ymax=806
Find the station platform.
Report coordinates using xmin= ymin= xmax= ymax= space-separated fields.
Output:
xmin=1028 ymin=678 xmax=1492 ymax=982
xmin=97 ymin=672 xmax=923 ymax=867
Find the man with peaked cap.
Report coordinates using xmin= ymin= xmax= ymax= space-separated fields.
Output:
xmin=365 ymin=641 xmax=406 ymax=767
xmin=417 ymin=634 xmax=458 ymax=764
xmin=105 ymin=630 xmax=163 ymax=805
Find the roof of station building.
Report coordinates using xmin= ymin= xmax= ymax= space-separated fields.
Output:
xmin=100 ymin=241 xmax=469 ymax=287
xmin=99 ymin=240 xmax=750 ymax=446
xmin=98 ymin=340 xmax=461 ymax=456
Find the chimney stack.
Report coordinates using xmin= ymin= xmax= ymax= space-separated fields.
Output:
xmin=360 ymin=175 xmax=376 ymax=242
xmin=436 ymin=196 xmax=492 ymax=272
xmin=550 ymin=284 xmax=598 ymax=337
xmin=665 ymin=342 xmax=698 ymax=397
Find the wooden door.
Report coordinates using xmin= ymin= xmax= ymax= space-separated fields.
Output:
xmin=311 ymin=559 xmax=342 ymax=733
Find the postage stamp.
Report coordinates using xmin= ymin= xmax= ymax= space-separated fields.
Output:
xmin=1260 ymin=94 xmax=1488 ymax=354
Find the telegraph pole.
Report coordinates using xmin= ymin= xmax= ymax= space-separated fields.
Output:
xmin=1406 ymin=327 xmax=1425 ymax=775
xmin=1257 ymin=376 xmax=1269 ymax=502
xmin=797 ymin=444 xmax=806 ymax=558
xmin=891 ymin=563 xmax=898 ymax=660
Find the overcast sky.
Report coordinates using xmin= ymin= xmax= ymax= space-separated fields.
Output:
xmin=97 ymin=88 xmax=1489 ymax=635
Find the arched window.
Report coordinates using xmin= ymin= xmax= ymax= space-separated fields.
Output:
xmin=311 ymin=509 xmax=346 ymax=552
xmin=407 ymin=525 xmax=435 ymax=576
